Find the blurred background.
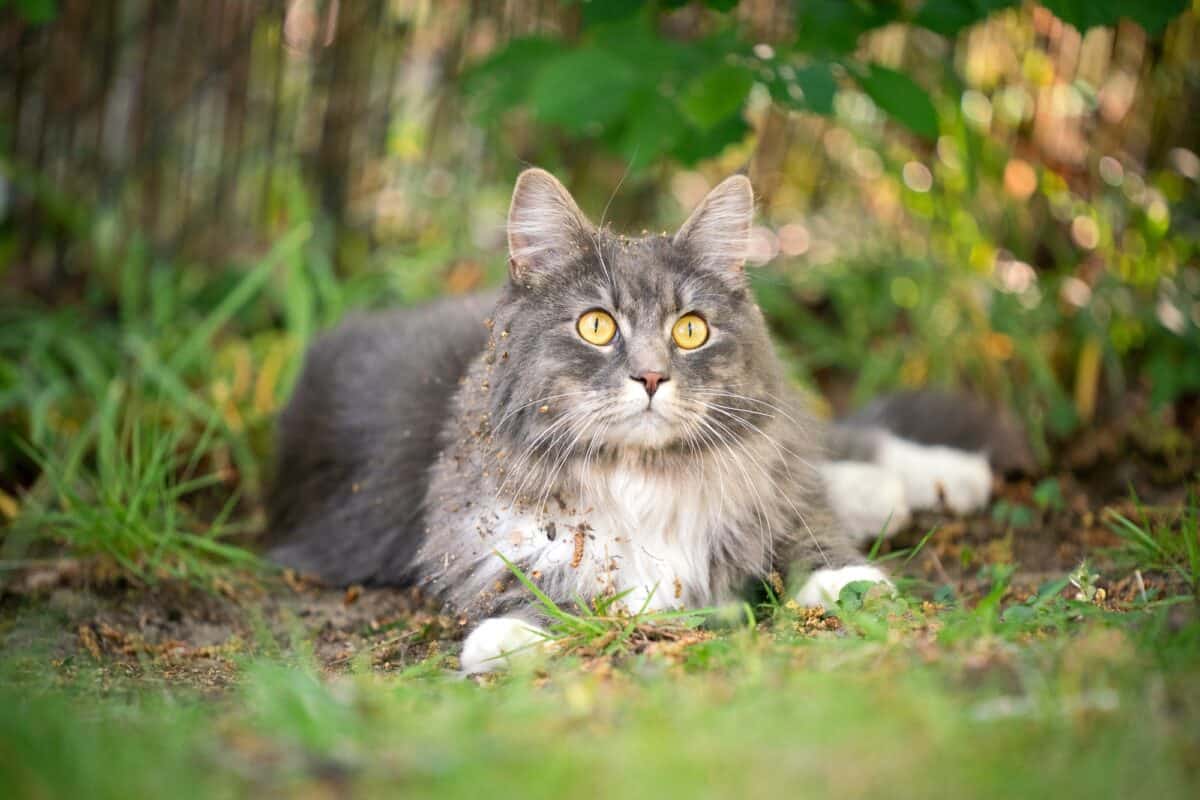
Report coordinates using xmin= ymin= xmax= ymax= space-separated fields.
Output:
xmin=1 ymin=1 xmax=1198 ymax=573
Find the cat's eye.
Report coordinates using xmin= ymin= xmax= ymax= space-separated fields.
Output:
xmin=577 ymin=309 xmax=617 ymax=346
xmin=672 ymin=314 xmax=709 ymax=350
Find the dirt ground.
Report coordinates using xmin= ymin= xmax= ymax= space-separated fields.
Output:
xmin=0 ymin=487 xmax=1187 ymax=692
xmin=3 ymin=413 xmax=1196 ymax=690
xmin=1 ymin=564 xmax=461 ymax=691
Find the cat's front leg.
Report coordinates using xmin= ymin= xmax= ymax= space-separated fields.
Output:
xmin=794 ymin=564 xmax=893 ymax=607
xmin=784 ymin=513 xmax=895 ymax=608
xmin=460 ymin=615 xmax=552 ymax=674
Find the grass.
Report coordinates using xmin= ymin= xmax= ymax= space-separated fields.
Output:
xmin=1107 ymin=497 xmax=1200 ymax=595
xmin=11 ymin=391 xmax=262 ymax=584
xmin=2 ymin=567 xmax=1197 ymax=799
xmin=3 ymin=508 xmax=1196 ymax=798
xmin=0 ymin=227 xmax=313 ymax=581
xmin=1 ymin=206 xmax=1198 ymax=798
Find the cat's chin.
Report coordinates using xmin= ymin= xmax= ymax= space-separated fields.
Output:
xmin=597 ymin=382 xmax=685 ymax=450
xmin=604 ymin=409 xmax=681 ymax=450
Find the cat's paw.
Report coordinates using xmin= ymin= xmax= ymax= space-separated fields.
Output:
xmin=876 ymin=434 xmax=992 ymax=514
xmin=460 ymin=617 xmax=550 ymax=674
xmin=820 ymin=461 xmax=912 ymax=542
xmin=794 ymin=565 xmax=893 ymax=607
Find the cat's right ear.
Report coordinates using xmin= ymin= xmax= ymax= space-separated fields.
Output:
xmin=673 ymin=174 xmax=754 ymax=278
xmin=507 ymin=168 xmax=593 ymax=285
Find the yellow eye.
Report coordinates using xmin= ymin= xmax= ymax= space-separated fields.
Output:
xmin=577 ymin=309 xmax=617 ymax=346
xmin=672 ymin=314 xmax=709 ymax=350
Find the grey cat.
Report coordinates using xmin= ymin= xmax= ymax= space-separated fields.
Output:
xmin=268 ymin=169 xmax=1001 ymax=672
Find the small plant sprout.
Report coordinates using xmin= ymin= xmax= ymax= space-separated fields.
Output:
xmin=1068 ymin=562 xmax=1104 ymax=603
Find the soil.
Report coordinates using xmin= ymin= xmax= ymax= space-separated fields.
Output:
xmin=1 ymin=567 xmax=459 ymax=693
xmin=2 ymin=415 xmax=1196 ymax=692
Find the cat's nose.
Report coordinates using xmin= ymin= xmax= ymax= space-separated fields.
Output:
xmin=632 ymin=371 xmax=668 ymax=397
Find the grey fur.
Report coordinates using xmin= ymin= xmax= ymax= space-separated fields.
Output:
xmin=266 ymin=292 xmax=497 ymax=585
xmin=839 ymin=391 xmax=1035 ymax=474
xmin=267 ymin=170 xmax=887 ymax=620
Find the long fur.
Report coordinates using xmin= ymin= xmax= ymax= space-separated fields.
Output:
xmin=266 ymin=292 xmax=497 ymax=585
xmin=266 ymin=169 xmax=1007 ymax=623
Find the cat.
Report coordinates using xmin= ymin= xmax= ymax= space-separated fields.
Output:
xmin=267 ymin=168 xmax=1000 ymax=673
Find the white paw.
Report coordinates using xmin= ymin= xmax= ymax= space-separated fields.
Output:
xmin=876 ymin=434 xmax=992 ymax=514
xmin=795 ymin=565 xmax=893 ymax=607
xmin=460 ymin=617 xmax=549 ymax=674
xmin=820 ymin=461 xmax=912 ymax=543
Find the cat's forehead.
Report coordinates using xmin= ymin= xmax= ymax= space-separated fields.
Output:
xmin=593 ymin=231 xmax=721 ymax=312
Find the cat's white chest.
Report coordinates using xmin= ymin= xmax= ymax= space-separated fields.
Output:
xmin=488 ymin=463 xmax=731 ymax=611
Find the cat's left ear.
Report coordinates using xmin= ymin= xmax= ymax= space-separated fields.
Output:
xmin=507 ymin=168 xmax=594 ymax=285
xmin=673 ymin=174 xmax=754 ymax=277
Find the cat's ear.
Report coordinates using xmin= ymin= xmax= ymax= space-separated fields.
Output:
xmin=507 ymin=168 xmax=593 ymax=284
xmin=673 ymin=174 xmax=754 ymax=276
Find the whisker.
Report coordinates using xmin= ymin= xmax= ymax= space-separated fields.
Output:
xmin=698 ymin=411 xmax=828 ymax=569
xmin=690 ymin=414 xmax=776 ymax=571
xmin=498 ymin=401 xmax=604 ymax=506
xmin=492 ymin=389 xmax=596 ymax=433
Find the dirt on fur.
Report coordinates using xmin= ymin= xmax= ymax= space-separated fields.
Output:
xmin=3 ymin=413 xmax=1196 ymax=693
xmin=0 ymin=503 xmax=1186 ymax=695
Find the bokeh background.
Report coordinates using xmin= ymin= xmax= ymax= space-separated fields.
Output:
xmin=1 ymin=0 xmax=1198 ymax=573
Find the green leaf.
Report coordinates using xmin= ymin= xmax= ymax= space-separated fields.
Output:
xmin=14 ymin=0 xmax=57 ymax=24
xmin=793 ymin=63 xmax=838 ymax=115
xmin=1001 ymin=604 xmax=1035 ymax=624
xmin=1046 ymin=396 xmax=1079 ymax=437
xmin=590 ymin=18 xmax=694 ymax=85
xmin=679 ymin=62 xmax=753 ymax=130
xmin=580 ymin=0 xmax=644 ymax=26
xmin=1146 ymin=336 xmax=1200 ymax=406
xmin=837 ymin=580 xmax=877 ymax=611
xmin=769 ymin=62 xmax=838 ymax=116
xmin=992 ymin=500 xmax=1035 ymax=528
xmin=672 ymin=113 xmax=749 ymax=165
xmin=856 ymin=64 xmax=939 ymax=139
xmin=1041 ymin=0 xmax=1120 ymax=31
xmin=914 ymin=0 xmax=1018 ymax=37
xmin=1125 ymin=0 xmax=1191 ymax=34
xmin=1041 ymin=0 xmax=1189 ymax=35
xmin=463 ymin=37 xmax=567 ymax=122
xmin=795 ymin=1 xmax=900 ymax=55
xmin=1032 ymin=478 xmax=1065 ymax=512
xmin=529 ymin=48 xmax=638 ymax=133
xmin=614 ymin=89 xmax=688 ymax=169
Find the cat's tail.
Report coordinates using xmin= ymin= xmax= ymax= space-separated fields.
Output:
xmin=828 ymin=390 xmax=1036 ymax=475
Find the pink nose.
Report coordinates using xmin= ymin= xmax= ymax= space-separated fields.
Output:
xmin=633 ymin=371 xmax=667 ymax=397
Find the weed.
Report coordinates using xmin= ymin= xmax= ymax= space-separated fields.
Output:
xmin=499 ymin=555 xmax=714 ymax=659
xmin=7 ymin=385 xmax=265 ymax=584
xmin=1107 ymin=492 xmax=1200 ymax=594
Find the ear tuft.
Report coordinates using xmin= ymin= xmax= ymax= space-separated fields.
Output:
xmin=507 ymin=168 xmax=593 ymax=283
xmin=673 ymin=174 xmax=754 ymax=275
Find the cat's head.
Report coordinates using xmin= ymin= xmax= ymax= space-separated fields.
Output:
xmin=488 ymin=168 xmax=783 ymax=459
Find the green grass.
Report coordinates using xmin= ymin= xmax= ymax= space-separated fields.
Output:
xmin=1108 ymin=497 xmax=1200 ymax=595
xmin=0 ymin=227 xmax=314 ymax=582
xmin=10 ymin=390 xmax=263 ymax=584
xmin=4 ymin=509 xmax=1197 ymax=798
xmin=3 ymin=504 xmax=1195 ymax=797
xmin=1 ymin=182 xmax=1198 ymax=798
xmin=2 ymin=577 xmax=1197 ymax=799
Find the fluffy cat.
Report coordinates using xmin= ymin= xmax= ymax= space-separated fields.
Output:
xmin=267 ymin=169 xmax=996 ymax=673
